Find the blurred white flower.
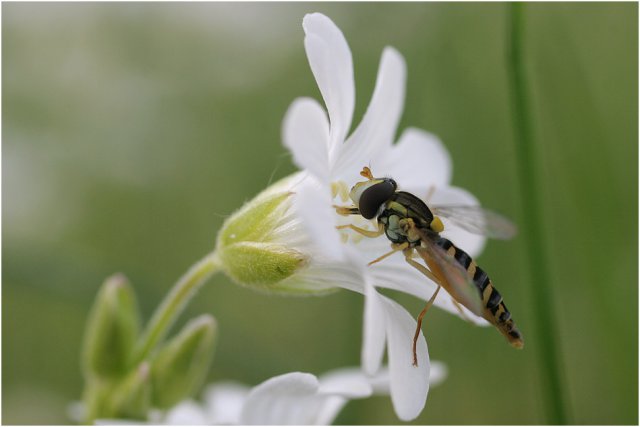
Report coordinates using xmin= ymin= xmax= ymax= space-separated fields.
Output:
xmin=279 ymin=12 xmax=490 ymax=420
xmin=83 ymin=364 xmax=447 ymax=425
xmin=160 ymin=363 xmax=448 ymax=425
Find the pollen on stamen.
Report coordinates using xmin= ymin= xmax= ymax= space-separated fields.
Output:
xmin=331 ymin=182 xmax=340 ymax=199
xmin=331 ymin=181 xmax=350 ymax=202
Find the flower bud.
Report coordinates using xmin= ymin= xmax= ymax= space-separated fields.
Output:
xmin=215 ymin=175 xmax=310 ymax=291
xmin=150 ymin=315 xmax=217 ymax=409
xmin=82 ymin=274 xmax=140 ymax=380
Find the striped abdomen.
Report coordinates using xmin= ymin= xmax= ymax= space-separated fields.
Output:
xmin=435 ymin=237 xmax=524 ymax=348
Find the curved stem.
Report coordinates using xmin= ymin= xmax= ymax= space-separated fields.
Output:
xmin=507 ymin=3 xmax=569 ymax=423
xmin=132 ymin=252 xmax=221 ymax=364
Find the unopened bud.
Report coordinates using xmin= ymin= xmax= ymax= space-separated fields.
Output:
xmin=150 ymin=315 xmax=217 ymax=409
xmin=82 ymin=274 xmax=140 ymax=379
xmin=215 ymin=177 xmax=309 ymax=291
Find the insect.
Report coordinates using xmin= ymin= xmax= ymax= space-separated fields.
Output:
xmin=335 ymin=166 xmax=523 ymax=366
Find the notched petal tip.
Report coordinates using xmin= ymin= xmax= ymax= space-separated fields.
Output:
xmin=301 ymin=12 xmax=354 ymax=153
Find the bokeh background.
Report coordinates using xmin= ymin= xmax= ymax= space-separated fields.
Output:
xmin=3 ymin=2 xmax=637 ymax=424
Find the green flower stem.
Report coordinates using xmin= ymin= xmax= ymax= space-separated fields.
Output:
xmin=132 ymin=252 xmax=221 ymax=365
xmin=507 ymin=3 xmax=569 ymax=424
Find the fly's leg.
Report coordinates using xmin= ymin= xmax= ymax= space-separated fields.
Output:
xmin=402 ymin=248 xmax=439 ymax=283
xmin=333 ymin=205 xmax=361 ymax=216
xmin=402 ymin=247 xmax=443 ymax=366
xmin=412 ymin=285 xmax=441 ymax=366
xmin=367 ymin=242 xmax=409 ymax=266
xmin=336 ymin=222 xmax=384 ymax=238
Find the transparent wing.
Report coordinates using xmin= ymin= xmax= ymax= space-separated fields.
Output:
xmin=413 ymin=229 xmax=484 ymax=317
xmin=431 ymin=205 xmax=517 ymax=240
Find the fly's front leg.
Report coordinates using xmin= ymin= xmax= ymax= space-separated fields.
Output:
xmin=333 ymin=205 xmax=361 ymax=216
xmin=336 ymin=222 xmax=384 ymax=238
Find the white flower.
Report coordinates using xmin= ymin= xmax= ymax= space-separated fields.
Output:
xmin=280 ymin=13 xmax=490 ymax=421
xmin=161 ymin=363 xmax=448 ymax=425
xmin=82 ymin=364 xmax=447 ymax=425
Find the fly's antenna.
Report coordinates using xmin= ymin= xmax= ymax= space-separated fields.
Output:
xmin=360 ymin=166 xmax=374 ymax=180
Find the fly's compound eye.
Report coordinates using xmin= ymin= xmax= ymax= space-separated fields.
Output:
xmin=359 ymin=179 xmax=396 ymax=219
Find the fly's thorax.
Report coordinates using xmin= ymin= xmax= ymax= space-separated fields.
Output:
xmin=349 ymin=177 xmax=397 ymax=219
xmin=378 ymin=202 xmax=423 ymax=245
xmin=382 ymin=192 xmax=434 ymax=231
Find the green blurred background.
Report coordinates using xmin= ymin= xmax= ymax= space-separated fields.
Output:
xmin=3 ymin=2 xmax=637 ymax=424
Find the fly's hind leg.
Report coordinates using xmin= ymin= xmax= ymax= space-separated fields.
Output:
xmin=402 ymin=247 xmax=443 ymax=366
xmin=412 ymin=284 xmax=441 ymax=366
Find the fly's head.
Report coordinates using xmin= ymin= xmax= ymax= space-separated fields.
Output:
xmin=349 ymin=166 xmax=397 ymax=220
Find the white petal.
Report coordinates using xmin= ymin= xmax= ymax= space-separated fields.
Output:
xmin=362 ymin=280 xmax=387 ymax=375
xmin=318 ymin=367 xmax=373 ymax=399
xmin=282 ymin=98 xmax=330 ymax=181
xmin=428 ymin=361 xmax=449 ymax=388
xmin=377 ymin=128 xmax=452 ymax=190
xmin=428 ymin=185 xmax=487 ymax=258
xmin=335 ymin=47 xmax=407 ymax=182
xmin=313 ymin=396 xmax=350 ymax=426
xmin=240 ymin=372 xmax=319 ymax=425
xmin=367 ymin=361 xmax=447 ymax=395
xmin=163 ymin=400 xmax=208 ymax=425
xmin=381 ymin=297 xmax=429 ymax=421
xmin=203 ymin=382 xmax=250 ymax=425
xmin=316 ymin=368 xmax=375 ymax=425
xmin=240 ymin=372 xmax=357 ymax=425
xmin=292 ymin=176 xmax=344 ymax=261
xmin=303 ymin=13 xmax=354 ymax=153
xmin=285 ymin=258 xmax=365 ymax=294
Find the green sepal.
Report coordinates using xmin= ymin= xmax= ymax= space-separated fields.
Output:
xmin=82 ymin=274 xmax=140 ymax=380
xmin=218 ymin=191 xmax=291 ymax=247
xmin=150 ymin=315 xmax=217 ymax=409
xmin=219 ymin=242 xmax=307 ymax=290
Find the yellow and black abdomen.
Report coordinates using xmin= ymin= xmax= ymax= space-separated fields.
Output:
xmin=435 ymin=236 xmax=524 ymax=348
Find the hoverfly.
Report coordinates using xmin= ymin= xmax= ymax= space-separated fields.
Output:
xmin=335 ymin=166 xmax=523 ymax=366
